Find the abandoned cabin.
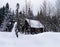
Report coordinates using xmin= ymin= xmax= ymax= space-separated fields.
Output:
xmin=22 ymin=18 xmax=44 ymax=34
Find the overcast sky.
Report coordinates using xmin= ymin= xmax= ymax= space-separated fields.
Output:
xmin=0 ymin=0 xmax=56 ymax=15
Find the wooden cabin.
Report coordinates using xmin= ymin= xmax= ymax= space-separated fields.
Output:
xmin=22 ymin=18 xmax=44 ymax=34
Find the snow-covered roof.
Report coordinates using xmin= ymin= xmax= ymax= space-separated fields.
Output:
xmin=25 ymin=18 xmax=44 ymax=28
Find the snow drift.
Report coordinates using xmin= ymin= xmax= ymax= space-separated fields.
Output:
xmin=0 ymin=31 xmax=60 ymax=47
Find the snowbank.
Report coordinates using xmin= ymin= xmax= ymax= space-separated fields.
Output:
xmin=0 ymin=32 xmax=60 ymax=47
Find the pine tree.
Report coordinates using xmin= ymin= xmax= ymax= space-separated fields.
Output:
xmin=2 ymin=3 xmax=10 ymax=31
xmin=15 ymin=3 xmax=20 ymax=37
xmin=6 ymin=3 xmax=9 ymax=10
xmin=27 ymin=7 xmax=33 ymax=19
xmin=0 ymin=6 xmax=5 ymax=27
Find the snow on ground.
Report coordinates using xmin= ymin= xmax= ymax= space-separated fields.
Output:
xmin=0 ymin=32 xmax=60 ymax=47
xmin=0 ymin=22 xmax=60 ymax=47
